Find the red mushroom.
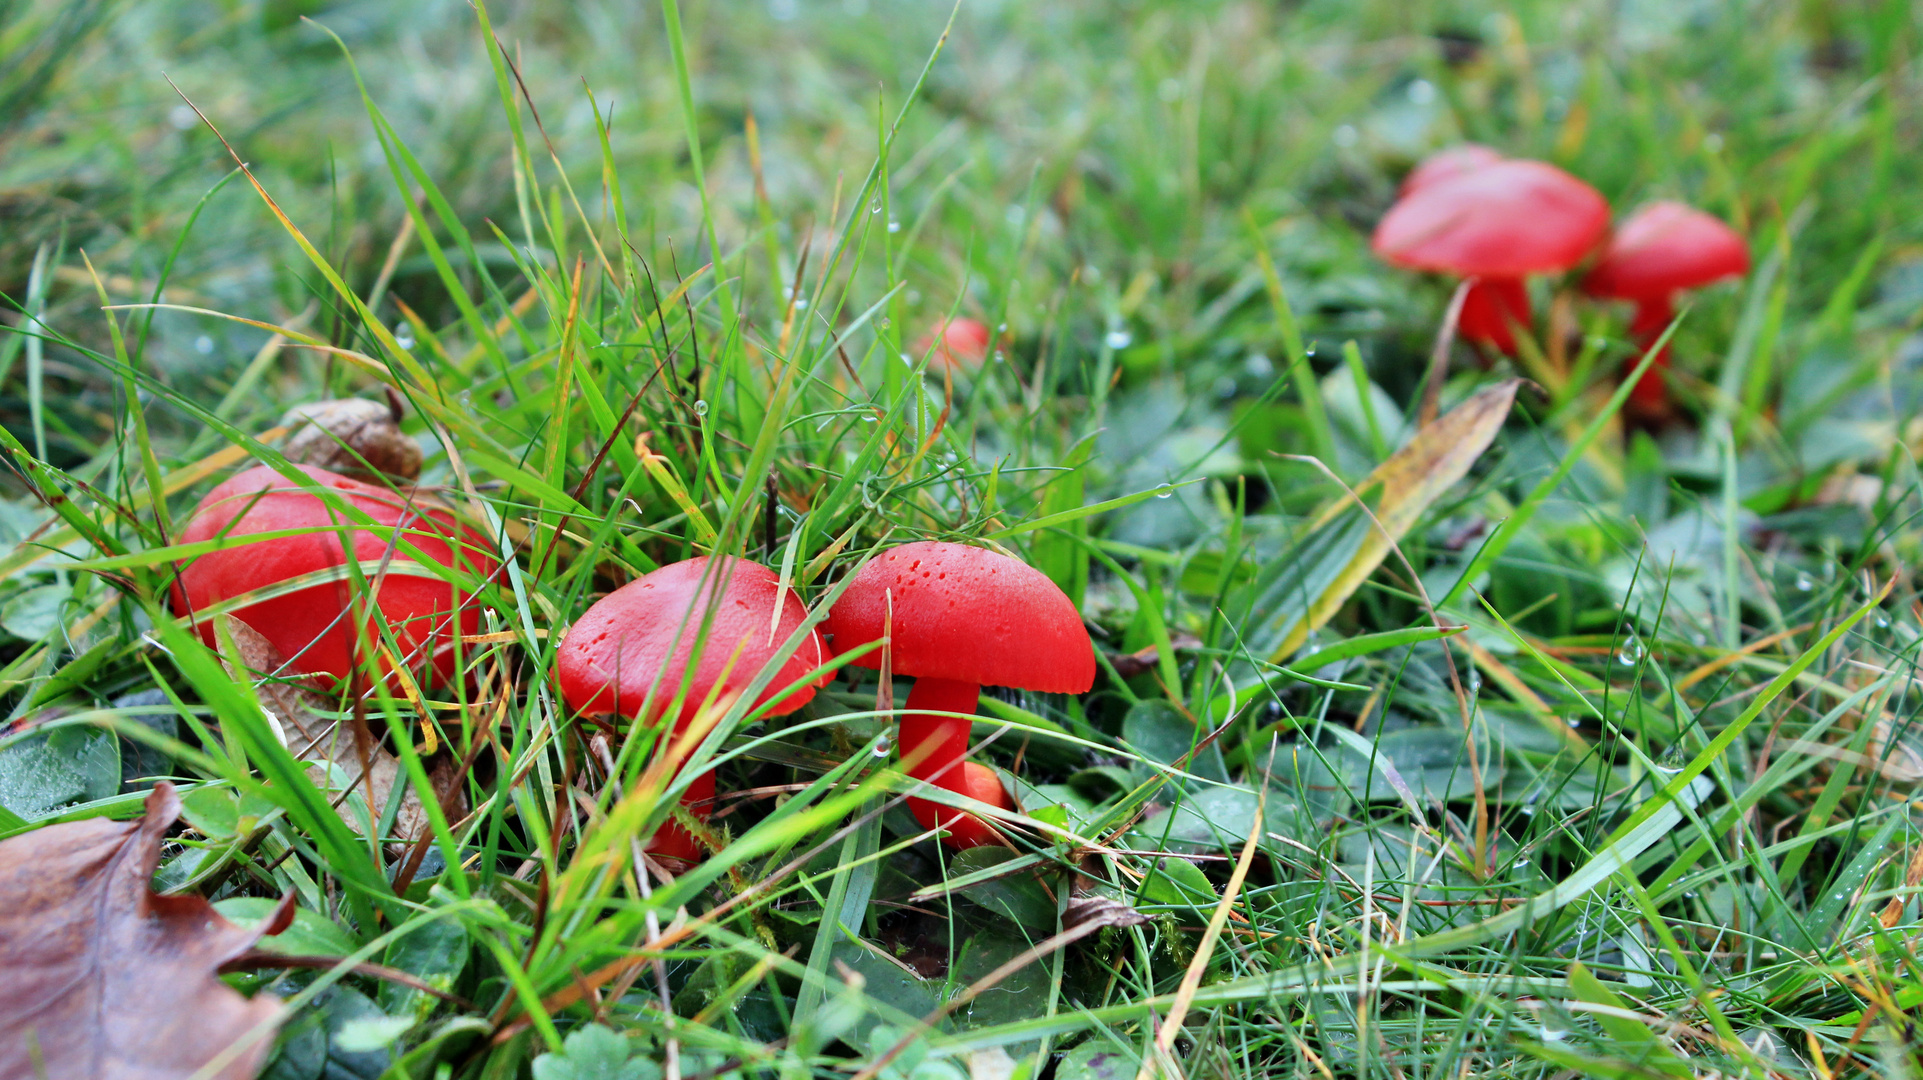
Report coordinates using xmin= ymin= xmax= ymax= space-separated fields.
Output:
xmin=1583 ymin=201 xmax=1749 ymax=414
xmin=916 ymin=317 xmax=991 ymax=371
xmin=1398 ymin=144 xmax=1504 ymax=196
xmin=175 ymin=464 xmax=499 ymax=687
xmin=1373 ymin=159 xmax=1609 ymax=355
xmin=822 ymin=541 xmax=1094 ymax=849
xmin=556 ymin=557 xmax=828 ymax=863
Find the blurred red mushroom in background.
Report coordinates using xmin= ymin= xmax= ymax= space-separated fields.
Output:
xmin=174 ymin=464 xmax=499 ymax=688
xmin=823 ymin=541 xmax=1093 ymax=849
xmin=1583 ymin=201 xmax=1750 ymax=416
xmin=917 ymin=317 xmax=992 ymax=370
xmin=1373 ymin=158 xmax=1609 ymax=356
xmin=556 ymin=557 xmax=828 ymax=865
xmin=1398 ymin=143 xmax=1504 ymax=196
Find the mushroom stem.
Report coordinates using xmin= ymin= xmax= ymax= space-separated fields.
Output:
xmin=645 ymin=767 xmax=712 ymax=865
xmin=1456 ymin=277 xmax=1531 ymax=356
xmin=1626 ymin=296 xmax=1678 ymax=412
xmin=899 ymin=676 xmax=1009 ymax=848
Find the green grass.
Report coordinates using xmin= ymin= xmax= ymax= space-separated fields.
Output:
xmin=5 ymin=0 xmax=1923 ymax=1077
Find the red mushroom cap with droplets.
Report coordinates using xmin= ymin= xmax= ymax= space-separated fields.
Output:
xmin=1372 ymin=159 xmax=1609 ymax=278
xmin=1583 ymin=201 xmax=1750 ymax=302
xmin=174 ymin=464 xmax=498 ymax=685
xmin=822 ymin=541 xmax=1095 ymax=694
xmin=557 ymin=556 xmax=828 ymax=724
xmin=1398 ymin=144 xmax=1504 ymax=197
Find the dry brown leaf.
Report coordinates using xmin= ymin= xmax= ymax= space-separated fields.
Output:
xmin=218 ymin=615 xmax=459 ymax=844
xmin=0 ymin=783 xmax=290 ymax=1078
xmin=280 ymin=396 xmax=423 ymax=482
xmin=1272 ymin=378 xmax=1520 ymax=659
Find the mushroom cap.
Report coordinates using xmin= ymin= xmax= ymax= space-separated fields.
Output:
xmin=1583 ymin=201 xmax=1750 ymax=302
xmin=174 ymin=464 xmax=498 ymax=685
xmin=919 ymin=317 xmax=992 ymax=370
xmin=1398 ymin=144 xmax=1504 ymax=197
xmin=1372 ymin=159 xmax=1609 ymax=277
xmin=822 ymin=541 xmax=1094 ymax=693
xmin=557 ymin=556 xmax=828 ymax=724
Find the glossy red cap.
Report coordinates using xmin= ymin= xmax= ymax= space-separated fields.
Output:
xmin=557 ymin=556 xmax=828 ymax=723
xmin=822 ymin=541 xmax=1094 ymax=693
xmin=1583 ymin=201 xmax=1749 ymax=302
xmin=1399 ymin=144 xmax=1504 ymax=197
xmin=1372 ymin=159 xmax=1609 ymax=277
xmin=174 ymin=464 xmax=498 ymax=685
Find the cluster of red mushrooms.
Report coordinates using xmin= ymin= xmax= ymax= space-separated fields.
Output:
xmin=169 ymin=145 xmax=1733 ymax=871
xmin=173 ymin=444 xmax=1094 ymax=865
xmin=1372 ymin=144 xmax=1751 ymax=415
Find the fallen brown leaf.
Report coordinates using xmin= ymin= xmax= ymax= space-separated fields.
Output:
xmin=0 ymin=783 xmax=291 ymax=1079
xmin=219 ymin=615 xmax=460 ymax=845
xmin=280 ymin=396 xmax=423 ymax=482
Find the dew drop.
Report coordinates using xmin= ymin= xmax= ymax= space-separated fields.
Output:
xmin=1154 ymin=483 xmax=1174 ymax=499
xmin=1796 ymin=574 xmax=1813 ymax=592
xmin=394 ymin=328 xmax=416 ymax=350
xmin=1407 ymin=79 xmax=1436 ymax=105
xmin=870 ymin=198 xmax=883 ymax=214
xmin=878 ymin=317 xmax=891 ymax=329
xmin=1616 ymin=636 xmax=1644 ymax=666
xmin=873 ymin=736 xmax=891 ymax=757
xmin=992 ymin=350 xmax=1006 ymax=363
xmin=693 ymin=399 xmax=709 ymax=417
xmin=169 ymin=104 xmax=198 ymax=131
xmin=793 ymin=297 xmax=809 ymax=310
xmin=1104 ymin=329 xmax=1133 ymax=350
xmin=997 ymin=322 xmax=1008 ymax=332
xmin=193 ymin=335 xmax=214 ymax=355
xmin=887 ymin=219 xmax=901 ymax=233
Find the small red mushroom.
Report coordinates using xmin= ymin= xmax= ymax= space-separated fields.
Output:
xmin=1398 ymin=143 xmax=1504 ymax=196
xmin=822 ymin=541 xmax=1094 ymax=849
xmin=174 ymin=464 xmax=499 ymax=687
xmin=1583 ymin=201 xmax=1750 ymax=415
xmin=916 ymin=317 xmax=992 ymax=370
xmin=556 ymin=557 xmax=828 ymax=864
xmin=1373 ymin=158 xmax=1609 ymax=356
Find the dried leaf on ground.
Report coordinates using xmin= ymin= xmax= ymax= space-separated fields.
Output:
xmin=1257 ymin=379 xmax=1520 ymax=661
xmin=281 ymin=396 xmax=423 ymax=482
xmin=0 ymin=782 xmax=290 ymax=1079
xmin=219 ymin=615 xmax=459 ymax=843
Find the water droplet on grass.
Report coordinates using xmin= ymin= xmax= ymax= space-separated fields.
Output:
xmin=1796 ymin=575 xmax=1813 ymax=591
xmin=1104 ymin=329 xmax=1132 ymax=349
xmin=873 ymin=737 xmax=891 ymax=757
xmin=887 ymin=219 xmax=900 ymax=233
xmin=169 ymin=105 xmax=197 ymax=130
xmin=870 ymin=198 xmax=883 ymax=214
xmin=1155 ymin=484 xmax=1174 ymax=499
xmin=1407 ymin=79 xmax=1436 ymax=105
xmin=193 ymin=335 xmax=213 ymax=355
xmin=395 ymin=329 xmax=415 ymax=350
xmin=693 ymin=399 xmax=708 ymax=416
xmin=1616 ymin=636 xmax=1644 ymax=666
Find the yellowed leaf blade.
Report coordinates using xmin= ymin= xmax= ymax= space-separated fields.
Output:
xmin=1273 ymin=379 xmax=1519 ymax=659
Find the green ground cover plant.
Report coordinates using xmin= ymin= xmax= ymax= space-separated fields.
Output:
xmin=4 ymin=0 xmax=1923 ymax=1077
